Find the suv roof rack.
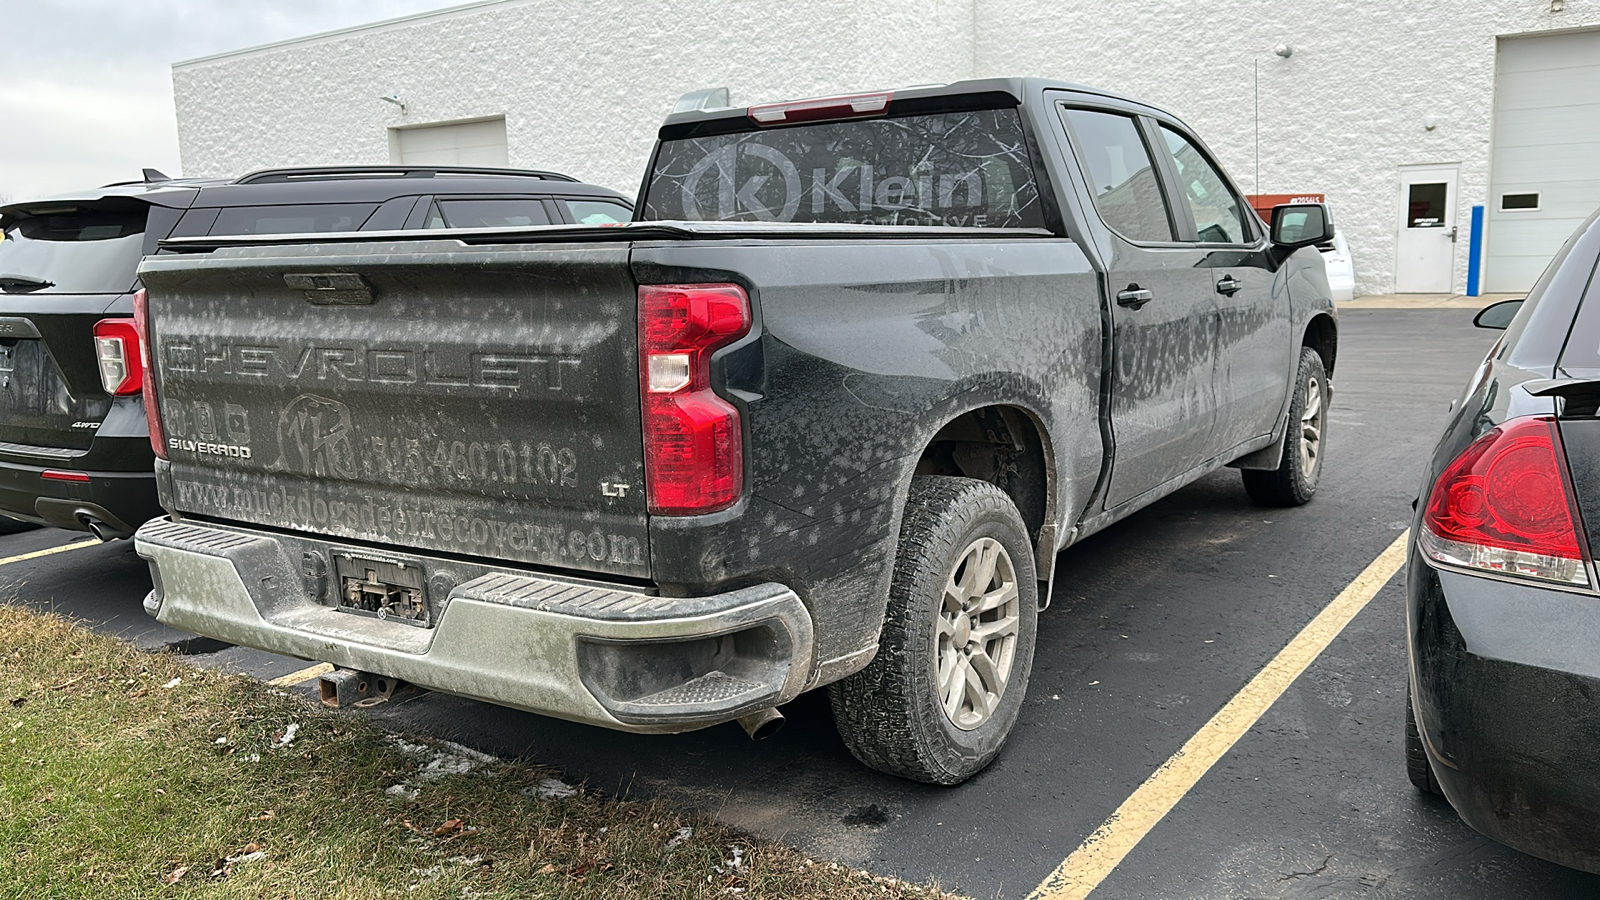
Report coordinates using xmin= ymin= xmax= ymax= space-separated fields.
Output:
xmin=233 ymin=165 xmax=579 ymax=185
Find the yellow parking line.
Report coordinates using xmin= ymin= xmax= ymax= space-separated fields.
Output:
xmin=267 ymin=662 xmax=334 ymax=688
xmin=1028 ymin=530 xmax=1411 ymax=900
xmin=0 ymin=539 xmax=100 ymax=568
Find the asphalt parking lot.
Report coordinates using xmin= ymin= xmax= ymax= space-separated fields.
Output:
xmin=7 ymin=307 xmax=1600 ymax=899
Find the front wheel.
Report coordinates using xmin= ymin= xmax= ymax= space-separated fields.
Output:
xmin=1242 ymin=345 xmax=1328 ymax=507
xmin=829 ymin=476 xmax=1038 ymax=785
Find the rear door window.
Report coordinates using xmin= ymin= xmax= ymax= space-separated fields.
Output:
xmin=0 ymin=205 xmax=147 ymax=294
xmin=209 ymin=203 xmax=379 ymax=236
xmin=563 ymin=199 xmax=632 ymax=225
xmin=641 ymin=107 xmax=1046 ymax=228
xmin=1060 ymin=108 xmax=1174 ymax=243
xmin=429 ymin=198 xmax=551 ymax=228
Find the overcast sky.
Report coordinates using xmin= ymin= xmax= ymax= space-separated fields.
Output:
xmin=0 ymin=0 xmax=467 ymax=202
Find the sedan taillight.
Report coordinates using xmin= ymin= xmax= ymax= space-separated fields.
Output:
xmin=93 ymin=318 xmax=143 ymax=396
xmin=638 ymin=283 xmax=750 ymax=514
xmin=1420 ymin=415 xmax=1592 ymax=587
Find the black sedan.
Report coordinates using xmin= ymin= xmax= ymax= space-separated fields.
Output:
xmin=1407 ymin=206 xmax=1600 ymax=873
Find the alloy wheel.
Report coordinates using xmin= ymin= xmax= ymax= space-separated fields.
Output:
xmin=1299 ymin=373 xmax=1324 ymax=480
xmin=935 ymin=536 xmax=1020 ymax=731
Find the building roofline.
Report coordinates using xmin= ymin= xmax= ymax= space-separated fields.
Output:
xmin=172 ymin=0 xmax=524 ymax=68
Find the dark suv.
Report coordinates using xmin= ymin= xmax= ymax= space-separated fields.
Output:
xmin=0 ymin=166 xmax=632 ymax=539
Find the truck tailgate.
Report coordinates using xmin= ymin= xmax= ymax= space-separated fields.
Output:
xmin=137 ymin=240 xmax=649 ymax=578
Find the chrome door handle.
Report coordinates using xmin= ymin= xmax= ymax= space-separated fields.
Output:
xmin=1215 ymin=275 xmax=1243 ymax=296
xmin=1116 ymin=285 xmax=1154 ymax=309
xmin=1447 ymin=226 xmax=1459 ymax=242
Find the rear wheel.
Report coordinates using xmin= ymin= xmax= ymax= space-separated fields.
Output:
xmin=829 ymin=476 xmax=1037 ymax=785
xmin=0 ymin=516 xmax=40 ymax=535
xmin=1243 ymin=345 xmax=1328 ymax=507
xmin=1405 ymin=684 xmax=1444 ymax=796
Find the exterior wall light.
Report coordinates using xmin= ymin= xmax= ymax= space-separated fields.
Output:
xmin=378 ymin=94 xmax=408 ymax=115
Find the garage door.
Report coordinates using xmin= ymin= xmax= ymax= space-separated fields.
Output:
xmin=391 ymin=117 xmax=508 ymax=167
xmin=1486 ymin=30 xmax=1600 ymax=292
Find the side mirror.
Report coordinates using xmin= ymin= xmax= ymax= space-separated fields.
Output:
xmin=1270 ymin=203 xmax=1336 ymax=249
xmin=1473 ymin=298 xmax=1524 ymax=330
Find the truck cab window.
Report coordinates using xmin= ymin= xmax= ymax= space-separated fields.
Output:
xmin=1159 ymin=126 xmax=1249 ymax=244
xmin=642 ymin=108 xmax=1046 ymax=228
xmin=1061 ymin=108 xmax=1174 ymax=243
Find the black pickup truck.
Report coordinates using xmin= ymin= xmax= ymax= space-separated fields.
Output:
xmin=133 ymin=79 xmax=1337 ymax=784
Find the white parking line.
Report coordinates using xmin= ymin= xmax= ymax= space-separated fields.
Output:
xmin=0 ymin=539 xmax=100 ymax=568
xmin=1028 ymin=530 xmax=1411 ymax=900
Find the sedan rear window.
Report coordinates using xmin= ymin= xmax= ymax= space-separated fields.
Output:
xmin=641 ymin=107 xmax=1046 ymax=228
xmin=211 ymin=203 xmax=379 ymax=236
xmin=0 ymin=206 xmax=147 ymax=294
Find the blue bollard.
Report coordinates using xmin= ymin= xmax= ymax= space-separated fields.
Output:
xmin=1467 ymin=205 xmax=1485 ymax=297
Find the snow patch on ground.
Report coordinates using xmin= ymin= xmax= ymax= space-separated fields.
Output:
xmin=272 ymin=723 xmax=299 ymax=748
xmin=522 ymin=777 xmax=577 ymax=800
xmin=664 ymin=826 xmax=694 ymax=851
xmin=389 ymin=736 xmax=498 ymax=780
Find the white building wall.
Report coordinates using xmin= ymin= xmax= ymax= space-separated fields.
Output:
xmin=173 ymin=0 xmax=977 ymax=196
xmin=174 ymin=0 xmax=1600 ymax=296
xmin=976 ymin=2 xmax=1600 ymax=296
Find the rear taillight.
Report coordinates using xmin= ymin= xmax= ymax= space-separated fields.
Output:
xmin=132 ymin=289 xmax=167 ymax=460
xmin=93 ymin=318 xmax=142 ymax=396
xmin=1421 ymin=415 xmax=1592 ymax=587
xmin=639 ymin=284 xmax=751 ymax=514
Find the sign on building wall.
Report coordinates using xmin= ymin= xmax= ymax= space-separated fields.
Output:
xmin=1245 ymin=193 xmax=1325 ymax=222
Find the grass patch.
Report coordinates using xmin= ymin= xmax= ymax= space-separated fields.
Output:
xmin=0 ymin=606 xmax=961 ymax=899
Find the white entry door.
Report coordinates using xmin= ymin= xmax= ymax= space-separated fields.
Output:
xmin=1395 ymin=165 xmax=1459 ymax=293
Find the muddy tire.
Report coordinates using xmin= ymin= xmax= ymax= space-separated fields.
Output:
xmin=1243 ymin=346 xmax=1328 ymax=507
xmin=829 ymin=476 xmax=1037 ymax=785
xmin=1405 ymin=684 xmax=1444 ymax=795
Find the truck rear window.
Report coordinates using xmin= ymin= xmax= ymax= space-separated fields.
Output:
xmin=0 ymin=206 xmax=146 ymax=294
xmin=641 ymin=108 xmax=1046 ymax=228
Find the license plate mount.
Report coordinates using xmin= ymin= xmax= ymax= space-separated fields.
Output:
xmin=332 ymin=553 xmax=431 ymax=628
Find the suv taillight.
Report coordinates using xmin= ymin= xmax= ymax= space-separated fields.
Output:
xmin=1420 ymin=415 xmax=1592 ymax=587
xmin=639 ymin=284 xmax=751 ymax=514
xmin=131 ymin=289 xmax=167 ymax=460
xmin=93 ymin=318 xmax=142 ymax=396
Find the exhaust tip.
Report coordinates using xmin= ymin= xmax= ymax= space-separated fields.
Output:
xmin=736 ymin=706 xmax=785 ymax=740
xmin=79 ymin=516 xmax=117 ymax=542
